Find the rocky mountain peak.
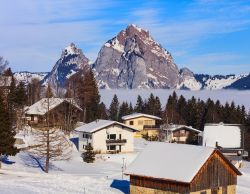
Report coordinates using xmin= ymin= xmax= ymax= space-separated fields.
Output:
xmin=94 ymin=24 xmax=179 ymax=89
xmin=41 ymin=43 xmax=89 ymax=90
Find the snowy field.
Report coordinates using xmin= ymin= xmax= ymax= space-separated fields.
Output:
xmin=0 ymin=138 xmax=249 ymax=194
xmin=100 ymin=89 xmax=250 ymax=110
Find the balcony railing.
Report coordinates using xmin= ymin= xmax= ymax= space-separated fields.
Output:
xmin=143 ymin=125 xmax=160 ymax=130
xmin=106 ymin=139 xmax=127 ymax=144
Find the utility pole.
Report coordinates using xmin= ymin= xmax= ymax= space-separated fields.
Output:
xmin=122 ymin=157 xmax=125 ymax=179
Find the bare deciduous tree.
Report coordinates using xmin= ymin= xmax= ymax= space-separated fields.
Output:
xmin=0 ymin=56 xmax=8 ymax=74
xmin=30 ymin=86 xmax=72 ymax=173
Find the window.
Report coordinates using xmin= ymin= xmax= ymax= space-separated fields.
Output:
xmin=109 ymin=134 xmax=116 ymax=140
xmin=129 ymin=121 xmax=134 ymax=125
xmin=83 ymin=145 xmax=85 ymax=149
xmin=119 ymin=134 xmax=122 ymax=139
xmin=107 ymin=145 xmax=116 ymax=150
xmin=145 ymin=120 xmax=153 ymax=125
xmin=200 ymin=191 xmax=206 ymax=194
xmin=31 ymin=115 xmax=34 ymax=121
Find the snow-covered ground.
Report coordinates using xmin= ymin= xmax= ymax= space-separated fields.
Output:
xmin=0 ymin=138 xmax=148 ymax=194
xmin=0 ymin=137 xmax=249 ymax=194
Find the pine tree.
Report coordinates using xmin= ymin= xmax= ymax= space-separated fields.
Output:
xmin=134 ymin=95 xmax=144 ymax=113
xmin=128 ymin=102 xmax=134 ymax=114
xmin=109 ymin=94 xmax=119 ymax=121
xmin=176 ymin=95 xmax=186 ymax=124
xmin=146 ymin=93 xmax=156 ymax=115
xmin=77 ymin=70 xmax=100 ymax=123
xmin=164 ymin=92 xmax=178 ymax=124
xmin=82 ymin=144 xmax=95 ymax=163
xmin=119 ymin=102 xmax=129 ymax=121
xmin=7 ymin=75 xmax=17 ymax=126
xmin=0 ymin=90 xmax=18 ymax=168
xmin=98 ymin=102 xmax=108 ymax=119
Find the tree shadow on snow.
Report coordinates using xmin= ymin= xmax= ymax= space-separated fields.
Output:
xmin=19 ymin=153 xmax=61 ymax=172
xmin=110 ymin=179 xmax=129 ymax=194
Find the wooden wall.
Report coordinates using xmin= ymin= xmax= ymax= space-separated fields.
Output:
xmin=129 ymin=151 xmax=238 ymax=193
xmin=190 ymin=151 xmax=237 ymax=192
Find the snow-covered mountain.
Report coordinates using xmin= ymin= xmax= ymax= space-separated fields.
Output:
xmin=14 ymin=71 xmax=48 ymax=85
xmin=13 ymin=25 xmax=250 ymax=91
xmin=177 ymin=68 xmax=202 ymax=90
xmin=93 ymin=24 xmax=180 ymax=89
xmin=194 ymin=74 xmax=249 ymax=90
xmin=41 ymin=43 xmax=90 ymax=89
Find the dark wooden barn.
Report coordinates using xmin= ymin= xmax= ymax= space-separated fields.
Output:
xmin=125 ymin=142 xmax=241 ymax=194
xmin=25 ymin=98 xmax=82 ymax=131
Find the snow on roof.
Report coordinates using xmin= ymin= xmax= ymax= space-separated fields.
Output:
xmin=163 ymin=124 xmax=201 ymax=133
xmin=26 ymin=98 xmax=82 ymax=115
xmin=121 ymin=113 xmax=161 ymax=121
xmin=203 ymin=123 xmax=242 ymax=148
xmin=75 ymin=119 xmax=138 ymax=133
xmin=125 ymin=142 xmax=214 ymax=183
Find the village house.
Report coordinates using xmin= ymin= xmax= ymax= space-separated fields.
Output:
xmin=203 ymin=122 xmax=247 ymax=167
xmin=161 ymin=124 xmax=201 ymax=144
xmin=121 ymin=113 xmax=161 ymax=138
xmin=25 ymin=98 xmax=82 ymax=130
xmin=125 ymin=142 xmax=241 ymax=194
xmin=75 ymin=119 xmax=138 ymax=154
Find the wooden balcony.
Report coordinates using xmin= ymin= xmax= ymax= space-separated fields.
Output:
xmin=106 ymin=139 xmax=127 ymax=144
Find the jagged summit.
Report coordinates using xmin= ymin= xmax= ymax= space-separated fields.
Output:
xmin=41 ymin=43 xmax=89 ymax=90
xmin=17 ymin=25 xmax=249 ymax=91
xmin=94 ymin=24 xmax=179 ymax=89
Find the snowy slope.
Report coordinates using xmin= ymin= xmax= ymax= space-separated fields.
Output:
xmin=195 ymin=74 xmax=248 ymax=90
xmin=14 ymin=71 xmax=48 ymax=85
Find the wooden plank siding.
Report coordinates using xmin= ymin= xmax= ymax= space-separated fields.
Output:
xmin=130 ymin=175 xmax=190 ymax=193
xmin=190 ymin=151 xmax=237 ymax=192
xmin=129 ymin=150 xmax=240 ymax=194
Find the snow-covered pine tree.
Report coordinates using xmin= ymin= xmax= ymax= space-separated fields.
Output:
xmin=82 ymin=144 xmax=95 ymax=163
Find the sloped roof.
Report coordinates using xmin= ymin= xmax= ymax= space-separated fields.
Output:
xmin=26 ymin=98 xmax=82 ymax=115
xmin=125 ymin=142 xmax=241 ymax=183
xmin=75 ymin=119 xmax=138 ymax=133
xmin=121 ymin=113 xmax=161 ymax=121
xmin=163 ymin=124 xmax=201 ymax=133
xmin=203 ymin=123 xmax=242 ymax=148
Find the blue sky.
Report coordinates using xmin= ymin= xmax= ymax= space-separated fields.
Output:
xmin=0 ymin=0 xmax=250 ymax=74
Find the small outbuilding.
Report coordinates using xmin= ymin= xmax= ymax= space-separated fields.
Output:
xmin=125 ymin=142 xmax=241 ymax=194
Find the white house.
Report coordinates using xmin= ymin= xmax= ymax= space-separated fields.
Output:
xmin=203 ymin=123 xmax=242 ymax=148
xmin=75 ymin=119 xmax=138 ymax=154
xmin=203 ymin=122 xmax=246 ymax=167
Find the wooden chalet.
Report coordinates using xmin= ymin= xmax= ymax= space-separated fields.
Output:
xmin=125 ymin=142 xmax=241 ymax=194
xmin=25 ymin=98 xmax=82 ymax=130
xmin=161 ymin=124 xmax=201 ymax=144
